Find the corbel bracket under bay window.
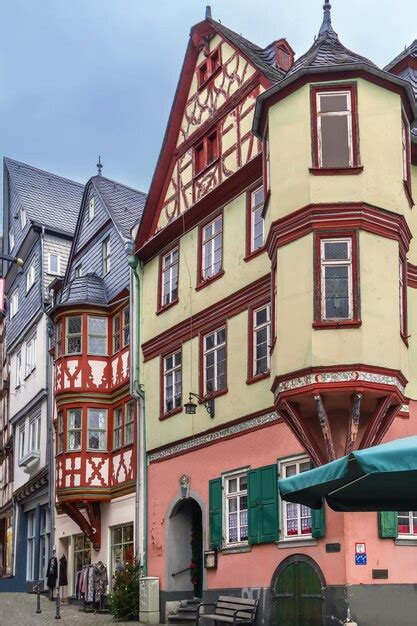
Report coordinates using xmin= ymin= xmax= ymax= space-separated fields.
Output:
xmin=60 ymin=501 xmax=101 ymax=551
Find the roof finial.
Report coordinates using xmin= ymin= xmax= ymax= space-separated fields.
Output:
xmin=318 ymin=0 xmax=337 ymax=38
xmin=96 ymin=156 xmax=103 ymax=176
xmin=205 ymin=5 xmax=212 ymax=19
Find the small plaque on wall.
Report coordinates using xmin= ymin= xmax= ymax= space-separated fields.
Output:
xmin=372 ymin=569 xmax=388 ymax=580
xmin=325 ymin=543 xmax=341 ymax=553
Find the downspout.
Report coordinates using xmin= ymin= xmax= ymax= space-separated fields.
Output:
xmin=128 ymin=253 xmax=147 ymax=576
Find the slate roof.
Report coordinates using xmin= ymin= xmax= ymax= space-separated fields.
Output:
xmin=385 ymin=40 xmax=417 ymax=71
xmin=208 ymin=19 xmax=285 ymax=83
xmin=91 ymin=175 xmax=147 ymax=239
xmin=60 ymin=274 xmax=107 ymax=307
xmin=287 ymin=1 xmax=376 ymax=78
xmin=4 ymin=157 xmax=84 ymax=235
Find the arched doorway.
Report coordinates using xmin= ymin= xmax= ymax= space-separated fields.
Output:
xmin=271 ymin=555 xmax=325 ymax=626
xmin=168 ymin=498 xmax=203 ymax=599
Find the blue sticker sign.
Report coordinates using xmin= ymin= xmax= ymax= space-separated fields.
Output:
xmin=355 ymin=553 xmax=367 ymax=565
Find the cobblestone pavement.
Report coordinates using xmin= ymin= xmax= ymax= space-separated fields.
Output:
xmin=0 ymin=593 xmax=164 ymax=625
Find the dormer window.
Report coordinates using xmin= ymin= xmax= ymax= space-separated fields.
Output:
xmin=197 ymin=47 xmax=222 ymax=88
xmin=194 ymin=130 xmax=219 ymax=175
xmin=88 ymin=197 xmax=95 ymax=222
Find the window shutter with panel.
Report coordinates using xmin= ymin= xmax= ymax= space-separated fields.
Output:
xmin=311 ymin=506 xmax=326 ymax=538
xmin=248 ymin=464 xmax=279 ymax=545
xmin=209 ymin=478 xmax=222 ymax=549
xmin=378 ymin=511 xmax=398 ymax=538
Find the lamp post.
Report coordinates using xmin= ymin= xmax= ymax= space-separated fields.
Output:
xmin=0 ymin=253 xmax=24 ymax=267
xmin=184 ymin=393 xmax=215 ymax=419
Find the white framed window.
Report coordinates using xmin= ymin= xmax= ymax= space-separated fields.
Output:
xmin=163 ymin=351 xmax=182 ymax=414
xmin=9 ymin=229 xmax=14 ymax=251
xmin=122 ymin=307 xmax=130 ymax=347
xmin=74 ymin=264 xmax=82 ymax=278
xmin=110 ymin=523 xmax=134 ymax=577
xmin=102 ymin=237 xmax=111 ymax=275
xmin=124 ymin=401 xmax=134 ymax=445
xmin=27 ymin=510 xmax=36 ymax=581
xmin=250 ymin=186 xmax=265 ymax=253
xmin=57 ymin=412 xmax=64 ymax=454
xmin=88 ymin=408 xmax=107 ymax=451
xmin=66 ymin=315 xmax=82 ymax=354
xmin=15 ymin=350 xmax=22 ymax=388
xmin=20 ymin=207 xmax=27 ymax=229
xmin=29 ymin=415 xmax=40 ymax=452
xmin=48 ymin=253 xmax=61 ymax=275
xmin=113 ymin=407 xmax=122 ymax=449
xmin=253 ymin=305 xmax=271 ymax=376
xmin=161 ymin=247 xmax=179 ymax=307
xmin=223 ymin=472 xmax=248 ymax=546
xmin=26 ymin=261 xmax=36 ymax=293
xmin=320 ymin=238 xmax=353 ymax=320
xmin=203 ymin=327 xmax=226 ymax=395
xmin=67 ymin=409 xmax=82 ymax=451
xmin=88 ymin=316 xmax=107 ymax=355
xmin=279 ymin=457 xmax=312 ymax=539
xmin=10 ymin=289 xmax=18 ymax=318
xmin=88 ymin=197 xmax=95 ymax=222
xmin=201 ymin=215 xmax=223 ymax=281
xmin=316 ymin=89 xmax=353 ymax=168
xmin=398 ymin=511 xmax=417 ymax=538
xmin=25 ymin=336 xmax=36 ymax=377
xmin=19 ymin=424 xmax=26 ymax=460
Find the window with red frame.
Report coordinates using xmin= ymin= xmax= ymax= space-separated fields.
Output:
xmin=313 ymin=87 xmax=357 ymax=169
xmin=399 ymin=255 xmax=407 ymax=339
xmin=319 ymin=238 xmax=354 ymax=321
xmin=197 ymin=48 xmax=222 ymax=88
xmin=112 ymin=306 xmax=129 ymax=353
xmin=201 ymin=214 xmax=223 ymax=282
xmin=203 ymin=328 xmax=226 ymax=395
xmin=249 ymin=186 xmax=265 ymax=253
xmin=55 ymin=320 xmax=62 ymax=359
xmin=194 ymin=131 xmax=218 ymax=175
xmin=402 ymin=114 xmax=411 ymax=191
xmin=161 ymin=247 xmax=179 ymax=308
xmin=252 ymin=304 xmax=271 ymax=377
xmin=163 ymin=351 xmax=182 ymax=414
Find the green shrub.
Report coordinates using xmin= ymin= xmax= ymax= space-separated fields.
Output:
xmin=108 ymin=560 xmax=140 ymax=621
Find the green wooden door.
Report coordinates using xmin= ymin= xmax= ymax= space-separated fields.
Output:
xmin=272 ymin=561 xmax=324 ymax=626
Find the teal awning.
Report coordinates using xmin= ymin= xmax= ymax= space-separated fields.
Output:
xmin=279 ymin=436 xmax=417 ymax=512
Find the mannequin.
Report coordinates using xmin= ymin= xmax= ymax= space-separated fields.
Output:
xmin=46 ymin=548 xmax=58 ymax=600
xmin=58 ymin=554 xmax=68 ymax=587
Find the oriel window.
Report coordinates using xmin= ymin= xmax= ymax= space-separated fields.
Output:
xmin=67 ymin=409 xmax=82 ymax=451
xmin=66 ymin=315 xmax=82 ymax=354
xmin=124 ymin=401 xmax=134 ymax=445
xmin=88 ymin=408 xmax=107 ymax=451
xmin=320 ymin=238 xmax=353 ymax=320
xmin=113 ymin=407 xmax=122 ymax=449
xmin=88 ymin=316 xmax=107 ymax=355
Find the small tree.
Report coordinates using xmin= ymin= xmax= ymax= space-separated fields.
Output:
xmin=109 ymin=559 xmax=140 ymax=621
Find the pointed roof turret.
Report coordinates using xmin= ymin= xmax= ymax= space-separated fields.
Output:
xmin=286 ymin=0 xmax=375 ymax=77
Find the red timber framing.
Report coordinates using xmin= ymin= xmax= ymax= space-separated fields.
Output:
xmin=142 ymin=274 xmax=270 ymax=362
xmin=310 ymin=82 xmax=362 ymax=176
xmin=61 ymin=501 xmax=101 ymax=551
xmin=135 ymin=10 xmax=274 ymax=256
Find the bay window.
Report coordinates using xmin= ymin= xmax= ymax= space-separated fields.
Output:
xmin=200 ymin=214 xmax=223 ymax=284
xmin=163 ymin=351 xmax=182 ymax=415
xmin=224 ymin=472 xmax=248 ymax=545
xmin=88 ymin=316 xmax=107 ymax=355
xmin=66 ymin=315 xmax=82 ymax=354
xmin=57 ymin=412 xmax=64 ymax=454
xmin=113 ymin=314 xmax=121 ymax=353
xmin=29 ymin=415 xmax=40 ymax=453
xmin=113 ymin=407 xmax=122 ymax=449
xmin=203 ymin=328 xmax=226 ymax=395
xmin=19 ymin=424 xmax=25 ymax=460
xmin=280 ymin=458 xmax=312 ymax=539
xmin=55 ymin=320 xmax=62 ymax=358
xmin=88 ymin=408 xmax=107 ymax=451
xmin=67 ymin=409 xmax=82 ymax=451
xmin=122 ymin=307 xmax=130 ymax=347
xmin=110 ymin=523 xmax=134 ymax=576
xmin=160 ymin=247 xmax=179 ymax=308
xmin=124 ymin=402 xmax=134 ymax=445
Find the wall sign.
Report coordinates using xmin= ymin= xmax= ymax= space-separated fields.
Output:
xmin=355 ymin=542 xmax=367 ymax=565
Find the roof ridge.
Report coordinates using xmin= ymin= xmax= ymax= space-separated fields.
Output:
xmin=4 ymin=156 xmax=84 ymax=189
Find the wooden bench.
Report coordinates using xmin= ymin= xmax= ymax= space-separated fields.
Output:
xmin=197 ymin=595 xmax=259 ymax=625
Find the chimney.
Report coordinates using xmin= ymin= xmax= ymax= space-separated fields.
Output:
xmin=275 ymin=38 xmax=295 ymax=72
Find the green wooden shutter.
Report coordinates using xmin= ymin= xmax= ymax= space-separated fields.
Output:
xmin=378 ymin=511 xmax=398 ymax=538
xmin=311 ymin=506 xmax=326 ymax=538
xmin=248 ymin=464 xmax=279 ymax=545
xmin=209 ymin=478 xmax=223 ymax=549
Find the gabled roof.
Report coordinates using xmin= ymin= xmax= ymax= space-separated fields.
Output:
xmin=287 ymin=0 xmax=375 ymax=77
xmin=91 ymin=175 xmax=147 ymax=239
xmin=385 ymin=40 xmax=417 ymax=101
xmin=208 ymin=19 xmax=285 ymax=83
xmin=4 ymin=157 xmax=84 ymax=235
xmin=385 ymin=40 xmax=417 ymax=72
xmin=60 ymin=274 xmax=107 ymax=307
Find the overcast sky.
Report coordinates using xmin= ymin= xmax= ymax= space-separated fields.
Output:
xmin=0 ymin=0 xmax=415 ymax=198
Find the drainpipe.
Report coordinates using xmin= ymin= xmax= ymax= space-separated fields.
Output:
xmin=128 ymin=253 xmax=147 ymax=576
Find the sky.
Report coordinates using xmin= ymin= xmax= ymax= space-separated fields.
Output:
xmin=0 ymin=0 xmax=415 ymax=200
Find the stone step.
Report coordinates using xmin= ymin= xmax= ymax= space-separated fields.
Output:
xmin=168 ymin=615 xmax=197 ymax=623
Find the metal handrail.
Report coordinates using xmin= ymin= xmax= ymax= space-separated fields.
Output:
xmin=172 ymin=566 xmax=191 ymax=577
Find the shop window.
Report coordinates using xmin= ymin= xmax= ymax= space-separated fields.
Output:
xmin=67 ymin=409 xmax=82 ymax=451
xmin=203 ymin=327 xmax=226 ymax=395
xmin=200 ymin=214 xmax=223 ymax=284
xmin=110 ymin=523 xmax=134 ymax=578
xmin=224 ymin=472 xmax=248 ymax=546
xmin=88 ymin=408 xmax=107 ymax=451
xmin=160 ymin=247 xmax=179 ymax=309
xmin=88 ymin=316 xmax=107 ymax=355
xmin=39 ymin=507 xmax=50 ymax=581
xmin=280 ymin=458 xmax=312 ymax=539
xmin=66 ymin=315 xmax=82 ymax=355
xmin=163 ymin=351 xmax=182 ymax=415
xmin=124 ymin=402 xmax=134 ymax=445
xmin=73 ymin=534 xmax=91 ymax=590
xmin=194 ymin=131 xmax=219 ymax=175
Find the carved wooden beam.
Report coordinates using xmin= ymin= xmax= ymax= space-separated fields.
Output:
xmin=359 ymin=395 xmax=392 ymax=450
xmin=345 ymin=393 xmax=362 ymax=455
xmin=60 ymin=501 xmax=101 ymax=551
xmin=372 ymin=401 xmax=402 ymax=447
xmin=314 ymin=394 xmax=336 ymax=462
xmin=280 ymin=400 xmax=324 ymax=467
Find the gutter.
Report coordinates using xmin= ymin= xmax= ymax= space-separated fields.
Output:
xmin=127 ymin=253 xmax=147 ymax=576
xmin=253 ymin=63 xmax=417 ymax=138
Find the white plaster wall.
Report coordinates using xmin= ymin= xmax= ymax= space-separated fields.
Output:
xmin=13 ymin=400 xmax=48 ymax=491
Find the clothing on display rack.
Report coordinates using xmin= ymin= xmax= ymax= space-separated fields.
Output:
xmin=74 ymin=562 xmax=109 ymax=612
xmin=46 ymin=556 xmax=58 ymax=589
